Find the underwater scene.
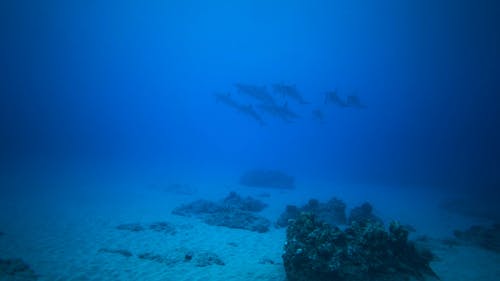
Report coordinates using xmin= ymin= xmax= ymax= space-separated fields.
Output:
xmin=1 ymin=0 xmax=499 ymax=280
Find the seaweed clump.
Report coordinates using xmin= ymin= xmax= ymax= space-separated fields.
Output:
xmin=283 ymin=213 xmax=438 ymax=281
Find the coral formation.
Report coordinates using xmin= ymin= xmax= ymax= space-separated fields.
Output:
xmin=172 ymin=192 xmax=271 ymax=233
xmin=283 ymin=213 xmax=438 ymax=281
xmin=348 ymin=202 xmax=383 ymax=225
xmin=277 ymin=198 xmax=347 ymax=228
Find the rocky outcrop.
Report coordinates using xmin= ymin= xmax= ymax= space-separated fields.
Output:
xmin=277 ymin=198 xmax=347 ymax=228
xmin=172 ymin=192 xmax=271 ymax=233
xmin=283 ymin=213 xmax=438 ymax=281
xmin=454 ymin=224 xmax=500 ymax=253
xmin=348 ymin=202 xmax=383 ymax=225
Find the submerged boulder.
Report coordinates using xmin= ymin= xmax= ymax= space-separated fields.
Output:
xmin=172 ymin=192 xmax=271 ymax=233
xmin=277 ymin=198 xmax=347 ymax=228
xmin=221 ymin=191 xmax=268 ymax=212
xmin=454 ymin=224 xmax=500 ymax=253
xmin=283 ymin=213 xmax=438 ymax=281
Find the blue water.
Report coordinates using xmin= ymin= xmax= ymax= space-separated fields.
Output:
xmin=1 ymin=0 xmax=499 ymax=280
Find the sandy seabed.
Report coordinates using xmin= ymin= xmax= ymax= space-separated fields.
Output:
xmin=0 ymin=180 xmax=499 ymax=281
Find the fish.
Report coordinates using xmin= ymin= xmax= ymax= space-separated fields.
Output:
xmin=258 ymin=102 xmax=300 ymax=123
xmin=234 ymin=83 xmax=276 ymax=105
xmin=324 ymin=89 xmax=347 ymax=107
xmin=239 ymin=104 xmax=266 ymax=126
xmin=345 ymin=95 xmax=365 ymax=109
xmin=272 ymin=83 xmax=309 ymax=104
xmin=312 ymin=108 xmax=325 ymax=123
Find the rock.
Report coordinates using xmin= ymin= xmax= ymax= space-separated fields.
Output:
xmin=98 ymin=248 xmax=133 ymax=258
xmin=149 ymin=222 xmax=176 ymax=235
xmin=202 ymin=208 xmax=271 ymax=233
xmin=282 ymin=213 xmax=438 ymax=281
xmin=172 ymin=192 xmax=271 ymax=233
xmin=194 ymin=252 xmax=225 ymax=267
xmin=239 ymin=169 xmax=295 ymax=189
xmin=221 ymin=191 xmax=268 ymax=212
xmin=0 ymin=258 xmax=38 ymax=280
xmin=116 ymin=223 xmax=145 ymax=232
xmin=277 ymin=198 xmax=347 ymax=228
xmin=348 ymin=202 xmax=383 ymax=225
xmin=454 ymin=224 xmax=500 ymax=253
xmin=172 ymin=200 xmax=223 ymax=216
xmin=0 ymin=231 xmax=4 ymax=236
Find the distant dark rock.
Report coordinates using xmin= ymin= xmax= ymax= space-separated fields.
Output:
xmin=239 ymin=169 xmax=295 ymax=189
xmin=283 ymin=213 xmax=439 ymax=281
xmin=454 ymin=224 xmax=500 ymax=253
xmin=149 ymin=222 xmax=176 ymax=235
xmin=348 ymin=202 xmax=383 ymax=225
xmin=0 ymin=231 xmax=4 ymax=236
xmin=194 ymin=252 xmax=225 ymax=267
xmin=221 ymin=191 xmax=268 ymax=212
xmin=172 ymin=192 xmax=271 ymax=233
xmin=98 ymin=248 xmax=133 ymax=258
xmin=116 ymin=223 xmax=145 ymax=232
xmin=0 ymin=258 xmax=38 ymax=280
xmin=137 ymin=252 xmax=176 ymax=265
xmin=276 ymin=198 xmax=347 ymax=228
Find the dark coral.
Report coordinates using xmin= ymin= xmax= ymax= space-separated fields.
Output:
xmin=454 ymin=224 xmax=500 ymax=253
xmin=0 ymin=258 xmax=38 ymax=280
xmin=172 ymin=192 xmax=271 ymax=233
xmin=239 ymin=169 xmax=295 ymax=189
xmin=277 ymin=198 xmax=347 ymax=228
xmin=283 ymin=213 xmax=438 ymax=281
xmin=348 ymin=202 xmax=383 ymax=225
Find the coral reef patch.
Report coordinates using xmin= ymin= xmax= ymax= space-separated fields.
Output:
xmin=239 ymin=169 xmax=295 ymax=189
xmin=282 ymin=213 xmax=438 ymax=281
xmin=172 ymin=192 xmax=271 ymax=233
xmin=276 ymin=198 xmax=347 ymax=228
xmin=348 ymin=202 xmax=383 ymax=225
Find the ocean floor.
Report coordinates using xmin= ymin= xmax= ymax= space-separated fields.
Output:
xmin=0 ymin=179 xmax=499 ymax=281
